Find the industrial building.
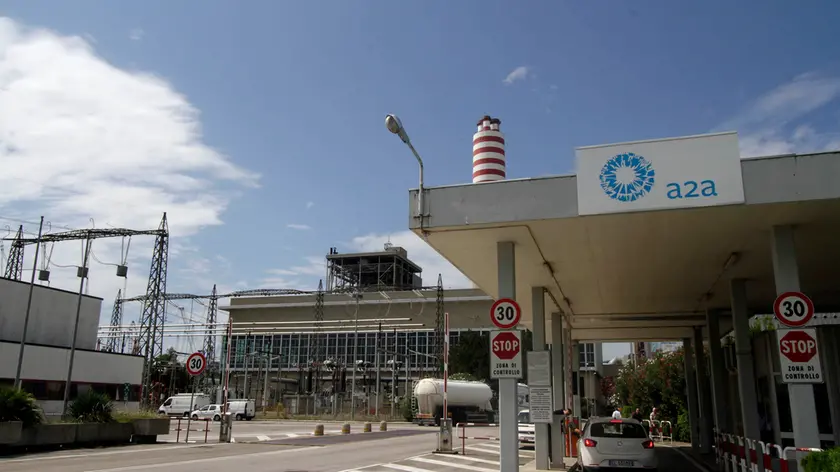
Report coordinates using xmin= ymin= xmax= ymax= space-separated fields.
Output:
xmin=219 ymin=244 xmax=498 ymax=413
xmin=0 ymin=276 xmax=144 ymax=416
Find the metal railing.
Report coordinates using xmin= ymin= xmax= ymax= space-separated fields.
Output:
xmin=715 ymin=430 xmax=823 ymax=472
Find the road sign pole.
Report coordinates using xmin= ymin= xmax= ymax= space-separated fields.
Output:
xmin=185 ymin=375 xmax=197 ymax=443
xmin=497 ymin=241 xmax=518 ymax=472
xmin=771 ymin=225 xmax=820 ymax=448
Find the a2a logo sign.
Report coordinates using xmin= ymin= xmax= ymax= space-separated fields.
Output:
xmin=665 ymin=179 xmax=718 ymax=200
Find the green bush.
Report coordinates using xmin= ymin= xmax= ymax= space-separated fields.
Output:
xmin=675 ymin=409 xmax=691 ymax=442
xmin=621 ymin=406 xmax=634 ymax=418
xmin=0 ymin=387 xmax=43 ymax=428
xmin=399 ymin=398 xmax=414 ymax=422
xmin=801 ymin=447 xmax=840 ymax=472
xmin=68 ymin=390 xmax=114 ymax=423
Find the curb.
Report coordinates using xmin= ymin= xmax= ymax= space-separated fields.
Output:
xmin=251 ymin=419 xmax=410 ymax=424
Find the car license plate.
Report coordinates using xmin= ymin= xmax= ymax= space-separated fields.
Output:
xmin=609 ymin=460 xmax=634 ymax=467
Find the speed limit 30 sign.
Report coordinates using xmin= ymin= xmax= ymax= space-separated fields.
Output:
xmin=186 ymin=352 xmax=207 ymax=376
xmin=490 ymin=298 xmax=521 ymax=330
xmin=773 ymin=291 xmax=815 ymax=327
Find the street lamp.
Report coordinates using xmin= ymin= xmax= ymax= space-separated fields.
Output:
xmin=385 ymin=114 xmax=425 ymax=228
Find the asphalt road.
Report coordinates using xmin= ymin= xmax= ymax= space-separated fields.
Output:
xmin=0 ymin=424 xmax=707 ymax=472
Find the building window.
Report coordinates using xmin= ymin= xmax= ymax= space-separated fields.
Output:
xmin=579 ymin=343 xmax=595 ymax=368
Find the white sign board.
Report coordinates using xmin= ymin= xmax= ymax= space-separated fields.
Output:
xmin=576 ymin=132 xmax=744 ymax=216
xmin=527 ymin=350 xmax=552 ymax=387
xmin=490 ymin=330 xmax=523 ymax=379
xmin=778 ymin=328 xmax=824 ymax=384
xmin=529 ymin=386 xmax=553 ymax=424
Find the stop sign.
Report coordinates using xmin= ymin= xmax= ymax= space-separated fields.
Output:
xmin=492 ymin=331 xmax=521 ymax=360
xmin=779 ymin=330 xmax=818 ymax=363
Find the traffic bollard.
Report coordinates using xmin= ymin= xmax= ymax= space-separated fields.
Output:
xmin=363 ymin=422 xmax=372 ymax=433
xmin=341 ymin=423 xmax=351 ymax=434
xmin=379 ymin=421 xmax=387 ymax=432
xmin=313 ymin=424 xmax=324 ymax=436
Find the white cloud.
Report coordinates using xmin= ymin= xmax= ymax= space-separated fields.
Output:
xmin=129 ymin=28 xmax=144 ymax=41
xmin=348 ymin=231 xmax=473 ymax=289
xmin=718 ymin=72 xmax=840 ymax=157
xmin=503 ymin=66 xmax=530 ymax=85
xmin=306 ymin=201 xmax=314 ymax=210
xmin=287 ymin=223 xmax=312 ymax=230
xmin=0 ymin=17 xmax=257 ymax=332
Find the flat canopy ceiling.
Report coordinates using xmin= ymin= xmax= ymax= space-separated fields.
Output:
xmin=415 ymin=199 xmax=840 ymax=341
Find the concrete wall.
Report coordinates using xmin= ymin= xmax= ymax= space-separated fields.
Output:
xmin=0 ymin=341 xmax=143 ymax=384
xmin=0 ymin=277 xmax=103 ymax=349
xmin=409 ymin=151 xmax=840 ymax=230
xmin=227 ymin=289 xmax=495 ymax=331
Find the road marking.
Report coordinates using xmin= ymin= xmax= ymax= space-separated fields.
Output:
xmin=444 ymin=454 xmax=500 ymax=465
xmin=463 ymin=445 xmax=501 ymax=454
xmin=83 ymin=446 xmax=315 ymax=472
xmin=409 ymin=456 xmax=496 ymax=471
xmin=3 ymin=444 xmax=214 ymax=463
xmin=381 ymin=464 xmax=434 ymax=472
xmin=478 ymin=442 xmax=500 ymax=448
xmin=257 ymin=435 xmax=271 ymax=441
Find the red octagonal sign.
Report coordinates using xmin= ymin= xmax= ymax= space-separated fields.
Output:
xmin=492 ymin=331 xmax=521 ymax=360
xmin=779 ymin=330 xmax=818 ymax=363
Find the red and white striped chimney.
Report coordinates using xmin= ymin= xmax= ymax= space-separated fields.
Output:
xmin=472 ymin=115 xmax=506 ymax=183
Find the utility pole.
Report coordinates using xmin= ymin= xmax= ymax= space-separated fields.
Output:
xmin=62 ymin=237 xmax=92 ymax=415
xmin=374 ymin=322 xmax=381 ymax=418
xmin=349 ymin=292 xmax=361 ymax=420
xmin=14 ymin=216 xmax=44 ymax=389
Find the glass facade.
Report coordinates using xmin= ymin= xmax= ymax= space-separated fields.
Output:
xmin=223 ymin=330 xmax=468 ymax=372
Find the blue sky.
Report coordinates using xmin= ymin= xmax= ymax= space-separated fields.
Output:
xmin=1 ymin=1 xmax=839 ymax=358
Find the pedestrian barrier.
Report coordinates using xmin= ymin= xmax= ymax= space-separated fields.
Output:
xmin=341 ymin=422 xmax=351 ymax=435
xmin=363 ymin=422 xmax=372 ymax=433
xmin=714 ymin=430 xmax=822 ymax=472
xmin=379 ymin=421 xmax=388 ymax=432
xmin=172 ymin=418 xmax=212 ymax=444
xmin=313 ymin=424 xmax=324 ymax=436
xmin=456 ymin=422 xmax=501 ymax=455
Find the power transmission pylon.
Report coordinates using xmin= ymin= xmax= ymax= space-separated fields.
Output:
xmin=106 ymin=290 xmax=123 ymax=352
xmin=202 ymin=284 xmax=218 ymax=392
xmin=138 ymin=213 xmax=170 ymax=408
xmin=3 ymin=226 xmax=24 ymax=280
xmin=434 ymin=273 xmax=444 ymax=374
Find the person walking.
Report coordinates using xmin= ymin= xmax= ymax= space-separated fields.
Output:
xmin=632 ymin=407 xmax=643 ymax=422
xmin=611 ymin=407 xmax=622 ymax=419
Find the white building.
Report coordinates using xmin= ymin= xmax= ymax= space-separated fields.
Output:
xmin=0 ymin=277 xmax=143 ymax=416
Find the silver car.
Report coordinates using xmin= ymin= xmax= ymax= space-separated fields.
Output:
xmin=577 ymin=417 xmax=657 ymax=471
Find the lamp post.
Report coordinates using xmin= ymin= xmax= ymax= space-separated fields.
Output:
xmin=385 ymin=114 xmax=425 ymax=228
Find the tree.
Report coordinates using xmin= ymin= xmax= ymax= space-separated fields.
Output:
xmin=449 ymin=330 xmax=490 ymax=383
xmin=614 ymin=349 xmax=687 ymax=424
xmin=449 ymin=329 xmax=533 ymax=389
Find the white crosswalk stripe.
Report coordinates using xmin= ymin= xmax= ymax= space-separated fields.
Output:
xmin=342 ymin=442 xmax=533 ymax=472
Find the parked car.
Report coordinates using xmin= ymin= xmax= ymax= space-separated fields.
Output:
xmin=158 ymin=393 xmax=211 ymax=417
xmin=191 ymin=404 xmax=223 ymax=421
xmin=577 ymin=417 xmax=657 ymax=471
xmin=226 ymin=399 xmax=256 ymax=421
xmin=518 ymin=409 xmax=535 ymax=448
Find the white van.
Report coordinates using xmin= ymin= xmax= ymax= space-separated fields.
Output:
xmin=226 ymin=399 xmax=256 ymax=421
xmin=159 ymin=393 xmax=211 ymax=417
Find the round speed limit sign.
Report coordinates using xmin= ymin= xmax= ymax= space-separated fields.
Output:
xmin=490 ymin=298 xmax=521 ymax=329
xmin=186 ymin=352 xmax=207 ymax=376
xmin=773 ymin=291 xmax=815 ymax=327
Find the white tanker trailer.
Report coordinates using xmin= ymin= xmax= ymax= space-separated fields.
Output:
xmin=413 ymin=378 xmax=493 ymax=426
